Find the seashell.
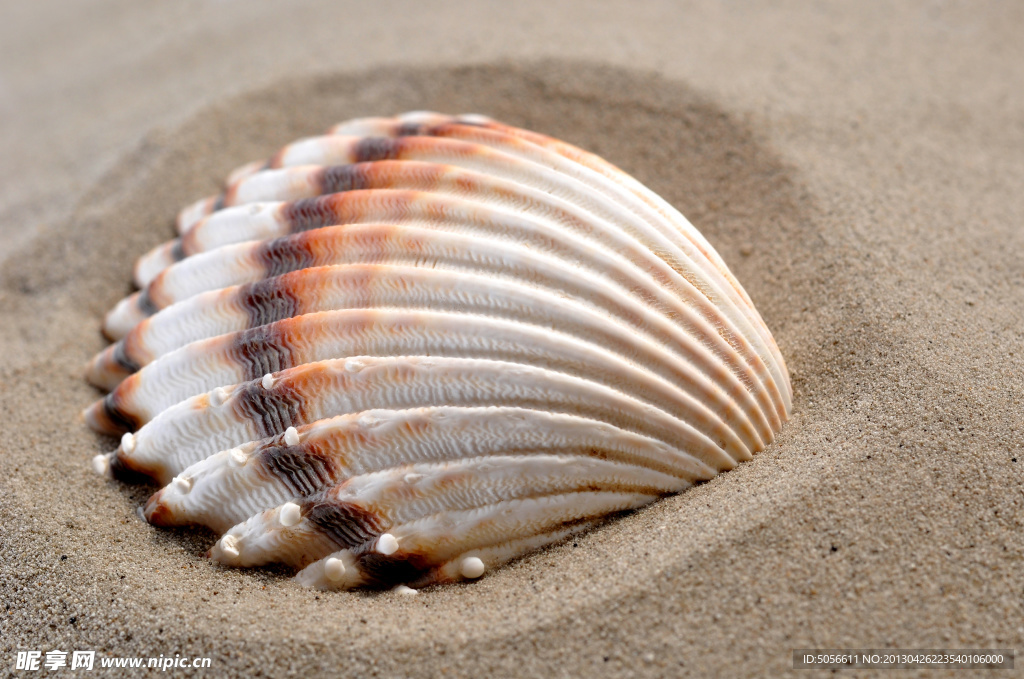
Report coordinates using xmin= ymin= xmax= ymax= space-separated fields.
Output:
xmin=84 ymin=112 xmax=790 ymax=590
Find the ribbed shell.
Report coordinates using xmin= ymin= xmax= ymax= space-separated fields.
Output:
xmin=85 ymin=112 xmax=790 ymax=590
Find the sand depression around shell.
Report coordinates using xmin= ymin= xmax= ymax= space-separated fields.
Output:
xmin=4 ymin=61 xmax=1020 ymax=676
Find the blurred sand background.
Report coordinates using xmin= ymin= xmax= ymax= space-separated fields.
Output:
xmin=1 ymin=1 xmax=1022 ymax=676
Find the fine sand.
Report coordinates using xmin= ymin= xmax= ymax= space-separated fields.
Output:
xmin=2 ymin=4 xmax=1022 ymax=677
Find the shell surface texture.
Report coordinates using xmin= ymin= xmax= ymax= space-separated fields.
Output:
xmin=84 ymin=111 xmax=791 ymax=591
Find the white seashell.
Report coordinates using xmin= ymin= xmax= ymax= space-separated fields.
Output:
xmin=84 ymin=112 xmax=790 ymax=590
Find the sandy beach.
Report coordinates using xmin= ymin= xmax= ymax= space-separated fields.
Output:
xmin=2 ymin=2 xmax=1022 ymax=676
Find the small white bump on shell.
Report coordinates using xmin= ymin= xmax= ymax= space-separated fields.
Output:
xmin=377 ymin=533 xmax=399 ymax=556
xmin=460 ymin=557 xmax=486 ymax=579
xmin=120 ymin=432 xmax=136 ymax=455
xmin=279 ymin=502 xmax=302 ymax=527
xmin=92 ymin=453 xmax=112 ymax=478
xmin=220 ymin=534 xmax=240 ymax=559
xmin=209 ymin=386 xmax=229 ymax=407
xmin=324 ymin=557 xmax=346 ymax=582
xmin=229 ymin=447 xmax=247 ymax=466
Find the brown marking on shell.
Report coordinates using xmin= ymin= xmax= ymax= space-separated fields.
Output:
xmin=304 ymin=497 xmax=387 ymax=551
xmin=110 ymin=452 xmax=159 ymax=484
xmin=250 ymin=413 xmax=412 ymax=496
xmin=231 ymin=377 xmax=303 ymax=439
xmin=281 ymin=190 xmax=452 ymax=235
xmin=86 ymin=377 xmax=144 ymax=435
xmin=316 ymin=164 xmax=372 ymax=194
xmin=352 ymin=137 xmax=402 ymax=163
xmin=396 ymin=121 xmax=426 ymax=137
xmin=282 ymin=193 xmax=362 ymax=233
xmin=229 ymin=306 xmax=383 ymax=385
xmin=235 ymin=277 xmax=304 ymax=330
xmin=229 ymin=323 xmax=298 ymax=384
xmin=213 ymin=187 xmax=234 ymax=212
xmin=258 ymin=440 xmax=340 ymax=498
xmin=170 ymin=239 xmax=187 ymax=263
xmin=135 ymin=289 xmax=160 ymax=317
xmin=143 ymin=488 xmax=174 ymax=526
xmin=230 ymin=361 xmax=343 ymax=438
xmin=255 ymin=231 xmax=320 ymax=278
xmin=134 ymin=286 xmax=165 ymax=322
xmin=354 ymin=552 xmax=430 ymax=588
xmin=96 ymin=341 xmax=141 ymax=385
xmin=118 ymin=318 xmax=154 ymax=369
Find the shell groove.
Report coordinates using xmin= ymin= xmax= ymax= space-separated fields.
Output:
xmin=85 ymin=111 xmax=790 ymax=590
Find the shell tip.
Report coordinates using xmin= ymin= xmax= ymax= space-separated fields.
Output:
xmin=142 ymin=489 xmax=172 ymax=526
